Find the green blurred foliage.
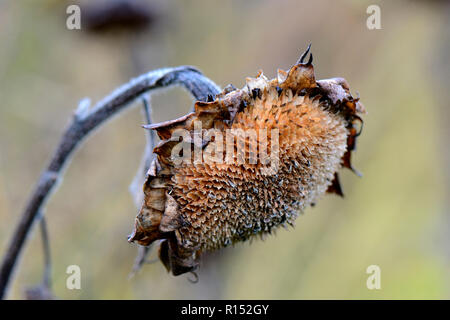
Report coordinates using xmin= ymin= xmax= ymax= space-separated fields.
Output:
xmin=0 ymin=0 xmax=448 ymax=299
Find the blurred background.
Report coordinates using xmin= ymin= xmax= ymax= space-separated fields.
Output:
xmin=0 ymin=0 xmax=449 ymax=299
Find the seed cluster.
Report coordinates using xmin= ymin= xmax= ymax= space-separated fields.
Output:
xmin=172 ymin=93 xmax=348 ymax=251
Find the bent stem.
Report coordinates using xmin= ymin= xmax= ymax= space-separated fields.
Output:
xmin=0 ymin=66 xmax=220 ymax=299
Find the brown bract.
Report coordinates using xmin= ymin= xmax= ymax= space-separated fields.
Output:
xmin=128 ymin=47 xmax=365 ymax=276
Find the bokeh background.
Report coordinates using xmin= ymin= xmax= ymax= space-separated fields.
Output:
xmin=0 ymin=0 xmax=449 ymax=299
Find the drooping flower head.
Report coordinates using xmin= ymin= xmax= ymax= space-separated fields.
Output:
xmin=128 ymin=45 xmax=365 ymax=276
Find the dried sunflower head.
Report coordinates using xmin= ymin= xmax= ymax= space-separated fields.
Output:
xmin=128 ymin=46 xmax=365 ymax=276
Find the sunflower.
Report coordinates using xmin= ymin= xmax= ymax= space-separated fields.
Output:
xmin=128 ymin=45 xmax=365 ymax=276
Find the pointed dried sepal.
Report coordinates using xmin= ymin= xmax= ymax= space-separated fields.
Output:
xmin=159 ymin=194 xmax=183 ymax=232
xmin=280 ymin=45 xmax=316 ymax=91
xmin=326 ymin=172 xmax=344 ymax=197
